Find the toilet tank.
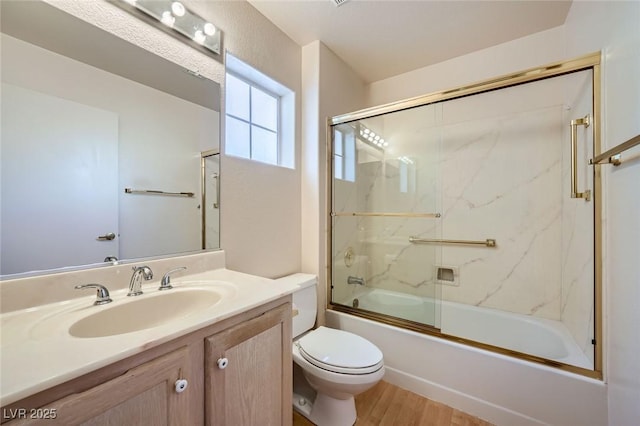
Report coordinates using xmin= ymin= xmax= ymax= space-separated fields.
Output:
xmin=276 ymin=273 xmax=317 ymax=338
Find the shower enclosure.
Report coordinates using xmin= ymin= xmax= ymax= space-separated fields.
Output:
xmin=329 ymin=53 xmax=602 ymax=377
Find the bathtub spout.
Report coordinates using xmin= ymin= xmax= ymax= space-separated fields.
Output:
xmin=347 ymin=276 xmax=365 ymax=286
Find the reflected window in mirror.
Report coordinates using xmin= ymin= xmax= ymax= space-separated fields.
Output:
xmin=225 ymin=53 xmax=294 ymax=168
xmin=333 ymin=126 xmax=356 ymax=182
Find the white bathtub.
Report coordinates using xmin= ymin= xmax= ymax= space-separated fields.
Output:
xmin=345 ymin=287 xmax=591 ymax=369
xmin=326 ymin=297 xmax=607 ymax=426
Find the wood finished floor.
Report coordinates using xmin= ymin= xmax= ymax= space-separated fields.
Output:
xmin=292 ymin=381 xmax=493 ymax=426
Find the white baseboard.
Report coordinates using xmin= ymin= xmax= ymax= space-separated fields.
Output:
xmin=382 ymin=366 xmax=547 ymax=426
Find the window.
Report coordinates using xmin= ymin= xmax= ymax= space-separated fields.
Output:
xmin=225 ymin=53 xmax=294 ymax=168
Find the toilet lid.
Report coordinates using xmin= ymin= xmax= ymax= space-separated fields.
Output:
xmin=297 ymin=326 xmax=383 ymax=374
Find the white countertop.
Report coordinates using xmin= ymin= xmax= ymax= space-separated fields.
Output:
xmin=0 ymin=268 xmax=299 ymax=406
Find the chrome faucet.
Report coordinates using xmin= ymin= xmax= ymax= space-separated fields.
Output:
xmin=128 ymin=266 xmax=153 ymax=296
xmin=159 ymin=267 xmax=187 ymax=291
xmin=75 ymin=283 xmax=113 ymax=305
xmin=347 ymin=276 xmax=365 ymax=286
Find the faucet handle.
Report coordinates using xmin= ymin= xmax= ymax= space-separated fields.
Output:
xmin=159 ymin=267 xmax=187 ymax=291
xmin=75 ymin=283 xmax=113 ymax=305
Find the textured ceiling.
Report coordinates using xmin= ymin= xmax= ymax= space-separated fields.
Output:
xmin=249 ymin=0 xmax=572 ymax=82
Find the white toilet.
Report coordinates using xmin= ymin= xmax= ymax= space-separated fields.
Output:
xmin=280 ymin=274 xmax=385 ymax=426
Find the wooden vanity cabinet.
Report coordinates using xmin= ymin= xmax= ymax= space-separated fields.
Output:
xmin=2 ymin=297 xmax=292 ymax=426
xmin=205 ymin=301 xmax=293 ymax=425
xmin=2 ymin=343 xmax=202 ymax=426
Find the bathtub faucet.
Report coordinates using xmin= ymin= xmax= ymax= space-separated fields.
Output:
xmin=347 ymin=276 xmax=365 ymax=286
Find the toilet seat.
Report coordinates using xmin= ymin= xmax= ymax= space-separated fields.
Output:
xmin=296 ymin=326 xmax=383 ymax=375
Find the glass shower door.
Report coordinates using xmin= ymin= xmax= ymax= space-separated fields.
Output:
xmin=436 ymin=69 xmax=595 ymax=369
xmin=330 ymin=104 xmax=442 ymax=329
xmin=329 ymin=66 xmax=598 ymax=372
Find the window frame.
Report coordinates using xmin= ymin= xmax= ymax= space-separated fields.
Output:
xmin=225 ymin=71 xmax=281 ymax=165
xmin=224 ymin=52 xmax=295 ymax=169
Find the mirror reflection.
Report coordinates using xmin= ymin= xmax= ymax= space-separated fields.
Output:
xmin=0 ymin=1 xmax=221 ymax=277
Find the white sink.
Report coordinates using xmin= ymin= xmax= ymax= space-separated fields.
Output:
xmin=69 ymin=287 xmax=223 ymax=338
xmin=26 ymin=281 xmax=237 ymax=340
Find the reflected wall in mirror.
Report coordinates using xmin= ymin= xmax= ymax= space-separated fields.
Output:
xmin=0 ymin=1 xmax=221 ymax=277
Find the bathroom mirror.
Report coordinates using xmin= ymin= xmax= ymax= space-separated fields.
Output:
xmin=0 ymin=1 xmax=221 ymax=277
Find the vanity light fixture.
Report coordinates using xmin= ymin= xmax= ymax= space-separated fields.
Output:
xmin=115 ymin=0 xmax=222 ymax=56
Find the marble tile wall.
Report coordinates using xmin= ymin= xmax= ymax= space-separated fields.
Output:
xmin=439 ymin=105 xmax=564 ymax=320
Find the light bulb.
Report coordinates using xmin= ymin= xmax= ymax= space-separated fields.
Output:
xmin=161 ymin=11 xmax=175 ymax=27
xmin=204 ymin=22 xmax=216 ymax=36
xmin=193 ymin=30 xmax=206 ymax=45
xmin=171 ymin=1 xmax=186 ymax=17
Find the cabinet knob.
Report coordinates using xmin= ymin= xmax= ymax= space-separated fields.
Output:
xmin=217 ymin=357 xmax=229 ymax=369
xmin=175 ymin=379 xmax=188 ymax=393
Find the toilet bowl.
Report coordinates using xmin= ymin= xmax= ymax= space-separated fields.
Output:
xmin=277 ymin=274 xmax=385 ymax=426
xmin=293 ymin=326 xmax=385 ymax=425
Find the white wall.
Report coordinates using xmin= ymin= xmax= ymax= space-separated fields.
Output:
xmin=301 ymin=41 xmax=368 ymax=324
xmin=367 ymin=25 xmax=566 ymax=108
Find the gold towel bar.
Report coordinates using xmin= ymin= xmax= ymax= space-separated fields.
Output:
xmin=124 ymin=188 xmax=195 ymax=197
xmin=332 ymin=212 xmax=441 ymax=218
xmin=409 ymin=237 xmax=497 ymax=247
xmin=590 ymin=134 xmax=640 ymax=166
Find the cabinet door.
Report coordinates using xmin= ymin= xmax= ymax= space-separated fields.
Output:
xmin=7 ymin=346 xmax=200 ymax=426
xmin=205 ymin=303 xmax=292 ymax=426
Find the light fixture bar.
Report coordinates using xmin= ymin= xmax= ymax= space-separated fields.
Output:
xmin=114 ymin=0 xmax=222 ymax=56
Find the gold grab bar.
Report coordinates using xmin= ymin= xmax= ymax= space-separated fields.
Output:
xmin=331 ymin=212 xmax=441 ymax=218
xmin=124 ymin=188 xmax=195 ymax=197
xmin=590 ymin=134 xmax=640 ymax=166
xmin=570 ymin=115 xmax=592 ymax=201
xmin=409 ymin=237 xmax=497 ymax=247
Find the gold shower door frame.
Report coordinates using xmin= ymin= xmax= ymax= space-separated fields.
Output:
xmin=326 ymin=52 xmax=603 ymax=379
